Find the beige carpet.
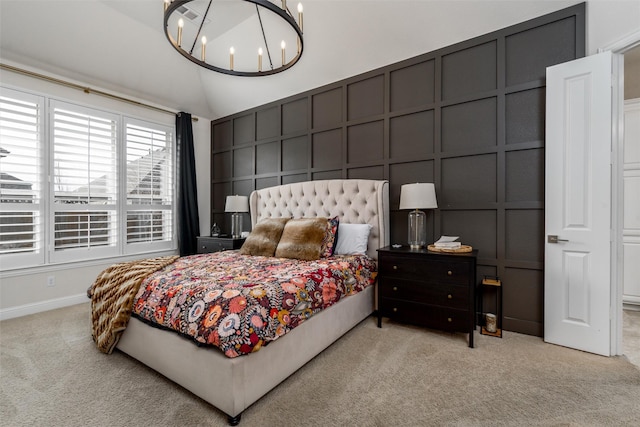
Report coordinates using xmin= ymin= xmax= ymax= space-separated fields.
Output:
xmin=623 ymin=309 xmax=640 ymax=367
xmin=1 ymin=303 xmax=640 ymax=427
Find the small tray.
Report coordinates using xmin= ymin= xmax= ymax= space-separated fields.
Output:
xmin=427 ymin=244 xmax=473 ymax=253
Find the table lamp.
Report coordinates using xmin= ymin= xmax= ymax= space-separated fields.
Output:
xmin=225 ymin=195 xmax=249 ymax=239
xmin=399 ymin=183 xmax=438 ymax=249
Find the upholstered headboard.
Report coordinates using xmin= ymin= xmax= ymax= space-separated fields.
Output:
xmin=249 ymin=179 xmax=389 ymax=260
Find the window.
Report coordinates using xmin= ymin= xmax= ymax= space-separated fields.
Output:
xmin=0 ymin=87 xmax=176 ymax=270
xmin=124 ymin=118 xmax=174 ymax=252
xmin=0 ymin=88 xmax=44 ymax=268
xmin=51 ymin=101 xmax=119 ymax=263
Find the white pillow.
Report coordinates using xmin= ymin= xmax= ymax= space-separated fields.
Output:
xmin=334 ymin=223 xmax=372 ymax=255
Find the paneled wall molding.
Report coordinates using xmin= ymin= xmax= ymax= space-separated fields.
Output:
xmin=211 ymin=3 xmax=586 ymax=336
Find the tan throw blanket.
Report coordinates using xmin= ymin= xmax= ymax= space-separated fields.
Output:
xmin=88 ymin=255 xmax=179 ymax=354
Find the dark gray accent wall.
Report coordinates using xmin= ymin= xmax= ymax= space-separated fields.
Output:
xmin=210 ymin=3 xmax=585 ymax=336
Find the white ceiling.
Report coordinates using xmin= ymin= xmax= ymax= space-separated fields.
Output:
xmin=1 ymin=0 xmax=588 ymax=120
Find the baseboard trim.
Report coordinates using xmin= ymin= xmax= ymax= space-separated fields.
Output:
xmin=0 ymin=293 xmax=88 ymax=321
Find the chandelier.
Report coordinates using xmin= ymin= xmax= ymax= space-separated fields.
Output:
xmin=163 ymin=0 xmax=304 ymax=77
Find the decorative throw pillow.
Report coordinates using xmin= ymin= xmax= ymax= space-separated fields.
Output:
xmin=239 ymin=218 xmax=290 ymax=257
xmin=275 ymin=218 xmax=328 ymax=261
xmin=320 ymin=216 xmax=340 ymax=257
xmin=334 ymin=223 xmax=372 ymax=255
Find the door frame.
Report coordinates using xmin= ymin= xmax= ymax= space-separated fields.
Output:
xmin=599 ymin=29 xmax=640 ymax=356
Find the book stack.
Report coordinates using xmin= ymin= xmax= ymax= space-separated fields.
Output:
xmin=434 ymin=236 xmax=461 ymax=249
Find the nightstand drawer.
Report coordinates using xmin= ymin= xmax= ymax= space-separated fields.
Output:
xmin=379 ymin=256 xmax=471 ymax=285
xmin=200 ymin=239 xmax=233 ymax=253
xmin=380 ymin=298 xmax=468 ymax=331
xmin=197 ymin=237 xmax=245 ymax=254
xmin=378 ymin=278 xmax=468 ymax=309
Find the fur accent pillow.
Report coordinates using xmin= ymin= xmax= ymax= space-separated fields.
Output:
xmin=275 ymin=218 xmax=328 ymax=261
xmin=240 ymin=218 xmax=290 ymax=257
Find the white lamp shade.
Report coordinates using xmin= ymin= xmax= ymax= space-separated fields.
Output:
xmin=225 ymin=195 xmax=249 ymax=213
xmin=399 ymin=183 xmax=438 ymax=210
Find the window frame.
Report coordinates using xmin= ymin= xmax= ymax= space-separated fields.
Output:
xmin=122 ymin=117 xmax=176 ymax=254
xmin=0 ymin=87 xmax=46 ymax=269
xmin=0 ymin=85 xmax=177 ymax=271
xmin=49 ymin=99 xmax=121 ymax=264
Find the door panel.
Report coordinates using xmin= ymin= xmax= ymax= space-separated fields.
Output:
xmin=544 ymin=51 xmax=612 ymax=356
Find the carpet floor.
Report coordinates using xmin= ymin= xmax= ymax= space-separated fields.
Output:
xmin=623 ymin=309 xmax=640 ymax=367
xmin=1 ymin=303 xmax=639 ymax=427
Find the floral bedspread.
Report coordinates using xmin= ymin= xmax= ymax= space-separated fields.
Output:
xmin=131 ymin=251 xmax=377 ymax=358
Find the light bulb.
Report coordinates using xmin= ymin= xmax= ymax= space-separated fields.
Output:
xmin=177 ymin=18 xmax=184 ymax=47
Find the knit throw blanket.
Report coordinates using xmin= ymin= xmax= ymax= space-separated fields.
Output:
xmin=88 ymin=255 xmax=179 ymax=354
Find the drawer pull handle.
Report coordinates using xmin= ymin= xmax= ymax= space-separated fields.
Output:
xmin=447 ymin=294 xmax=452 ymax=299
xmin=393 ymin=286 xmax=398 ymax=291
xmin=393 ymin=307 xmax=398 ymax=312
xmin=447 ymin=317 xmax=452 ymax=322
xmin=393 ymin=265 xmax=398 ymax=270
xmin=447 ymin=270 xmax=453 ymax=276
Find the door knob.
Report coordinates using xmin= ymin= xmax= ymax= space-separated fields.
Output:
xmin=548 ymin=235 xmax=569 ymax=243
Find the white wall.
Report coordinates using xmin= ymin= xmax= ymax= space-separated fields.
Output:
xmin=194 ymin=116 xmax=211 ymax=239
xmin=0 ymin=64 xmax=211 ymax=320
xmin=623 ymin=99 xmax=640 ymax=308
xmin=586 ymin=1 xmax=640 ymax=54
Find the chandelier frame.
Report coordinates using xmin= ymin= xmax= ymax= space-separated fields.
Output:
xmin=164 ymin=0 xmax=304 ymax=77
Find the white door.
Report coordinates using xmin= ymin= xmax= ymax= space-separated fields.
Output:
xmin=544 ymin=51 xmax=612 ymax=356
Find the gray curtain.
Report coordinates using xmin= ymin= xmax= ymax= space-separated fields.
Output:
xmin=176 ymin=112 xmax=200 ymax=255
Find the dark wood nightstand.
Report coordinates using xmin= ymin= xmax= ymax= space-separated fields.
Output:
xmin=376 ymin=245 xmax=478 ymax=348
xmin=197 ymin=236 xmax=246 ymax=254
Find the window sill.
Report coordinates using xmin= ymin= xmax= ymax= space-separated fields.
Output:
xmin=0 ymin=248 xmax=179 ymax=279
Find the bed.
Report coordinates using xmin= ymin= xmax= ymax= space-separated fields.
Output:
xmin=106 ymin=179 xmax=389 ymax=425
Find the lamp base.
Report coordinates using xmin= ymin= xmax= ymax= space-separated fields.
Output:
xmin=231 ymin=212 xmax=242 ymax=239
xmin=407 ymin=209 xmax=427 ymax=249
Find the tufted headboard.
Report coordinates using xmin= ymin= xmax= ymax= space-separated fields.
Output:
xmin=249 ymin=179 xmax=389 ymax=260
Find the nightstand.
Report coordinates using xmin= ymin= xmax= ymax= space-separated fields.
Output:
xmin=376 ymin=246 xmax=478 ymax=348
xmin=197 ymin=236 xmax=245 ymax=254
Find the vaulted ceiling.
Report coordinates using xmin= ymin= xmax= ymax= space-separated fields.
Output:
xmin=1 ymin=0 xmax=587 ymax=120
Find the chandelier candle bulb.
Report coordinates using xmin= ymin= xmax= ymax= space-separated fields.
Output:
xmin=258 ymin=48 xmax=263 ymax=71
xmin=201 ymin=36 xmax=207 ymax=61
xmin=281 ymin=41 xmax=286 ymax=66
xmin=230 ymin=47 xmax=235 ymax=70
xmin=298 ymin=3 xmax=303 ymax=31
xmin=164 ymin=0 xmax=170 ymax=12
xmin=177 ymin=18 xmax=184 ymax=47
xmin=282 ymin=0 xmax=287 ymax=11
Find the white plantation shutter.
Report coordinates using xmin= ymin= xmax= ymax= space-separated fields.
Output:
xmin=0 ymin=88 xmax=45 ymax=267
xmin=0 ymin=84 xmax=176 ymax=271
xmin=124 ymin=119 xmax=174 ymax=251
xmin=51 ymin=101 xmax=119 ymax=261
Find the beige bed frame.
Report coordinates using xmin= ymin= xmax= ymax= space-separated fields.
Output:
xmin=117 ymin=179 xmax=389 ymax=425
